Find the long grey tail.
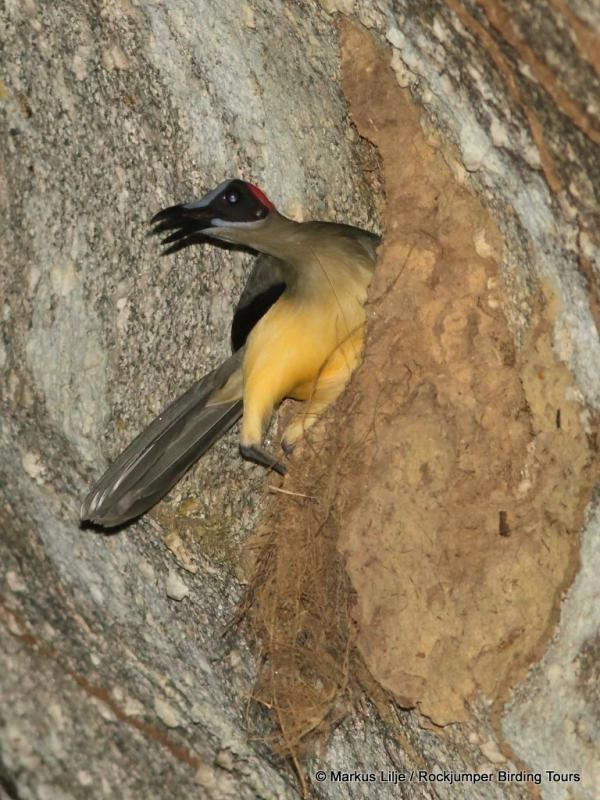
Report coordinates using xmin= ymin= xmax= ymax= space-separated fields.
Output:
xmin=80 ymin=350 xmax=244 ymax=528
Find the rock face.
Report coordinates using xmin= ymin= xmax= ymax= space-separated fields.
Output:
xmin=1 ymin=2 xmax=597 ymax=800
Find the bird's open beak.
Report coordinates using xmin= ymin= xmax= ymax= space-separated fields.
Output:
xmin=149 ymin=201 xmax=217 ymax=256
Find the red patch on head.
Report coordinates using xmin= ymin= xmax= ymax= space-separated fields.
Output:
xmin=247 ymin=183 xmax=275 ymax=211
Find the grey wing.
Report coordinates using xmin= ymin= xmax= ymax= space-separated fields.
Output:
xmin=302 ymin=221 xmax=380 ymax=265
xmin=81 ymin=254 xmax=290 ymax=528
xmin=80 ymin=350 xmax=244 ymax=527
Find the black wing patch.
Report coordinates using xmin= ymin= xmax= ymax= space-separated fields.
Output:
xmin=231 ymin=281 xmax=286 ymax=351
xmin=231 ymin=253 xmax=289 ymax=352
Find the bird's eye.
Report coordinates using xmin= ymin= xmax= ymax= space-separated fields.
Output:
xmin=225 ymin=190 xmax=240 ymax=204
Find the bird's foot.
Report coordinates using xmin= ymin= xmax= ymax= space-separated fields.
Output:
xmin=281 ymin=438 xmax=296 ymax=456
xmin=240 ymin=444 xmax=287 ymax=475
xmin=281 ymin=419 xmax=305 ymax=452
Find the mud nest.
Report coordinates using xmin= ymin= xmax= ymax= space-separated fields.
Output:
xmin=241 ymin=20 xmax=597 ymax=777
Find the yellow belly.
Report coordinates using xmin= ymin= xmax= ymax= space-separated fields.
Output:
xmin=243 ymin=294 xmax=365 ymax=405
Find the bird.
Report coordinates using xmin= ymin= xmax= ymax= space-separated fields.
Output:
xmin=80 ymin=179 xmax=379 ymax=527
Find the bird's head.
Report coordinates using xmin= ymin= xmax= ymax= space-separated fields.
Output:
xmin=150 ymin=179 xmax=277 ymax=254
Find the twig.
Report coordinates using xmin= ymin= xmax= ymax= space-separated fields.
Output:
xmin=267 ymin=485 xmax=318 ymax=502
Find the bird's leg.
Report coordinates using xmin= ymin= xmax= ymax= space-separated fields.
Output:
xmin=240 ymin=381 xmax=287 ymax=474
xmin=239 ymin=443 xmax=286 ymax=475
xmin=281 ymin=324 xmax=365 ymax=453
xmin=281 ymin=369 xmax=350 ymax=453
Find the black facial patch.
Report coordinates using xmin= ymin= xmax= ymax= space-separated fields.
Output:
xmin=208 ymin=179 xmax=271 ymax=223
xmin=150 ymin=179 xmax=275 ymax=256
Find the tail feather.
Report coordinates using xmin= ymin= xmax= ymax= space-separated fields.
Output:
xmin=81 ymin=351 xmax=244 ymax=527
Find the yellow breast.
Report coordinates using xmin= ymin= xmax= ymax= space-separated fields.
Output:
xmin=243 ymin=288 xmax=366 ymax=404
